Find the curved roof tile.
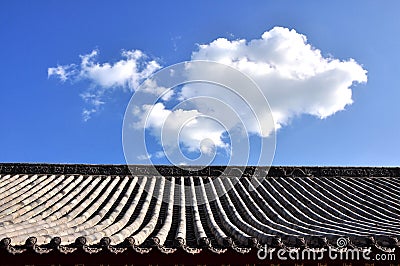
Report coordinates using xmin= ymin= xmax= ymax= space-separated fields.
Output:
xmin=0 ymin=164 xmax=399 ymax=255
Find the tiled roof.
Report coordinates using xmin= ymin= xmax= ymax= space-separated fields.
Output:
xmin=0 ymin=164 xmax=399 ymax=256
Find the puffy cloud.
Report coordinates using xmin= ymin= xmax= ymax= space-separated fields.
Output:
xmin=76 ymin=50 xmax=160 ymax=89
xmin=126 ymin=27 xmax=367 ymax=164
xmin=50 ymin=27 xmax=367 ymax=163
xmin=189 ymin=26 xmax=367 ymax=129
xmin=133 ymin=102 xmax=229 ymax=156
xmin=132 ymin=27 xmax=367 ymax=162
xmin=48 ymin=49 xmax=161 ymax=121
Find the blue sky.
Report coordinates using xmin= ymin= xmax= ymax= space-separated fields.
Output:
xmin=1 ymin=1 xmax=399 ymax=166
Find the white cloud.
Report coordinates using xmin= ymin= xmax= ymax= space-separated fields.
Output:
xmin=133 ymin=102 xmax=229 ymax=156
xmin=75 ymin=50 xmax=161 ymax=89
xmin=79 ymin=92 xmax=105 ymax=121
xmin=47 ymin=65 xmax=76 ymax=82
xmin=126 ymin=27 xmax=367 ymax=164
xmin=189 ymin=26 xmax=367 ymax=130
xmin=82 ymin=108 xmax=97 ymax=122
xmin=140 ymin=78 xmax=174 ymax=101
xmin=48 ymin=49 xmax=161 ymax=121
xmin=137 ymin=154 xmax=152 ymax=160
xmin=50 ymin=27 xmax=367 ymax=163
xmin=132 ymin=27 xmax=367 ymax=162
xmin=154 ymin=151 xmax=165 ymax=158
xmin=80 ymin=92 xmax=105 ymax=107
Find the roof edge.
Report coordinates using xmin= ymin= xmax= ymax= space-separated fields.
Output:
xmin=0 ymin=163 xmax=399 ymax=177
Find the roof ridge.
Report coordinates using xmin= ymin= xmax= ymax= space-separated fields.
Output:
xmin=0 ymin=163 xmax=399 ymax=177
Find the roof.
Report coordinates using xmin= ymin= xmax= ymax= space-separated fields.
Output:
xmin=0 ymin=163 xmax=399 ymax=261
